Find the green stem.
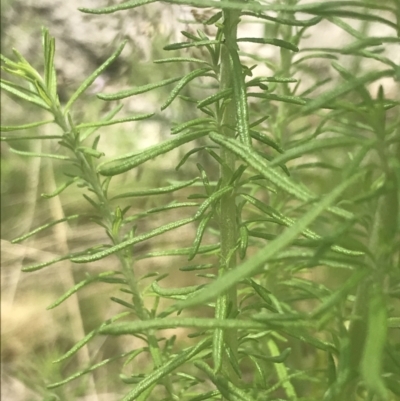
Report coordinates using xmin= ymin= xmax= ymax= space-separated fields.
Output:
xmin=214 ymin=3 xmax=241 ymax=389
xmin=341 ymin=122 xmax=398 ymax=401
xmin=273 ymin=0 xmax=298 ymax=146
xmin=53 ymin=108 xmax=175 ymax=398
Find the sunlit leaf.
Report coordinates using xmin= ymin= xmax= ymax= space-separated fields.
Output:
xmin=9 ymin=146 xmax=71 ymax=160
xmin=71 ymin=217 xmax=196 ymax=263
xmin=0 ymin=119 xmax=54 ymax=132
xmin=12 ymin=215 xmax=80 ymax=243
xmin=1 ymin=79 xmax=50 ymax=110
xmin=98 ymin=130 xmax=208 ymax=176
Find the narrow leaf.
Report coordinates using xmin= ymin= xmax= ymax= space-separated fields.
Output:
xmin=195 ymin=186 xmax=233 ymax=219
xmin=164 ymin=40 xmax=220 ymax=51
xmin=195 ymin=360 xmax=257 ymax=401
xmin=239 ymin=225 xmax=249 ymax=259
xmin=42 ymin=28 xmax=57 ymax=100
xmin=311 ymin=269 xmax=368 ymax=319
xmin=76 ymin=114 xmax=154 ymax=129
xmin=229 ymin=48 xmax=252 ymax=146
xmin=1 ymin=79 xmax=50 ymax=110
xmin=51 ymin=331 xmax=100 ymax=364
xmin=54 ymin=332 xmax=98 ymax=365
xmin=249 ymin=92 xmax=306 ymax=105
xmin=41 ymin=178 xmax=79 ymax=198
xmin=80 ymin=104 xmax=123 ymax=140
xmin=302 ymin=69 xmax=394 ymax=113
xmin=154 ymin=57 xmax=209 ymax=64
xmin=310 ymin=9 xmax=397 ymax=30
xmin=171 ymin=118 xmax=214 ymax=135
xmin=176 ymin=172 xmax=362 ymax=309
xmin=12 ymin=215 xmax=80 ymax=243
xmin=270 ymin=137 xmax=362 ymax=167
xmin=205 ymin=11 xmax=223 ymax=25
xmin=1 ymin=135 xmax=61 ymax=142
xmin=71 ymin=217 xmax=195 ymax=263
xmin=9 ymin=147 xmax=71 ymax=160
xmin=243 ymin=11 xmax=322 ymax=27
xmin=48 ymin=351 xmax=134 ymax=389
xmin=197 ymin=88 xmax=232 ymax=108
xmin=210 ymin=132 xmax=354 ymax=220
xmin=137 ymin=244 xmax=219 ymax=260
xmin=100 ymin=318 xmax=266 ymax=335
xmin=120 ymin=338 xmax=210 ymax=401
xmin=98 ymin=130 xmax=208 ymax=176
xmin=250 ymin=130 xmax=284 ymax=153
xmin=0 ymin=119 xmax=53 ymax=132
xmin=213 ymin=294 xmax=228 ymax=374
xmin=97 ymin=77 xmax=181 ymax=101
xmin=22 ymin=255 xmax=72 ymax=272
xmin=237 ymin=37 xmax=299 ymax=52
xmin=64 ymin=41 xmax=127 ymax=112
xmin=152 ymin=282 xmax=203 ymax=296
xmin=161 ymin=68 xmax=212 ymax=110
xmin=189 ymin=212 xmax=214 ymax=260
xmin=77 ymin=146 xmax=105 ymax=159
xmin=47 ymin=271 xmax=118 ymax=309
xmin=268 ymin=339 xmax=297 ymax=399
xmin=112 ymin=178 xmax=198 ymax=199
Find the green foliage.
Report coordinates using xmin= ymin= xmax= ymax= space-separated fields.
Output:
xmin=1 ymin=1 xmax=400 ymax=401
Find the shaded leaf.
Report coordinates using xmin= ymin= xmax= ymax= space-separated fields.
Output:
xmin=121 ymin=338 xmax=211 ymax=401
xmin=64 ymin=41 xmax=127 ymax=112
xmin=176 ymin=171 xmax=362 ymax=309
xmin=161 ymin=68 xmax=212 ymax=110
xmin=237 ymin=37 xmax=299 ymax=52
xmin=270 ymin=136 xmax=362 ymax=167
xmin=302 ymin=69 xmax=394 ymax=113
xmin=112 ymin=178 xmax=199 ymax=199
xmin=0 ymin=119 xmax=54 ymax=132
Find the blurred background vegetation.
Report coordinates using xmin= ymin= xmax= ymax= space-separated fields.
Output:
xmin=1 ymin=1 xmax=399 ymax=400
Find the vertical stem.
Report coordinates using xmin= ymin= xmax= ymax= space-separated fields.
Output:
xmin=340 ymin=128 xmax=398 ymax=400
xmin=54 ymin=111 xmax=175 ymax=398
xmin=275 ymin=2 xmax=295 ymax=146
xmin=214 ymin=3 xmax=241 ymax=387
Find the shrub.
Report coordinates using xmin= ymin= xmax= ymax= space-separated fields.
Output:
xmin=1 ymin=1 xmax=399 ymax=400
